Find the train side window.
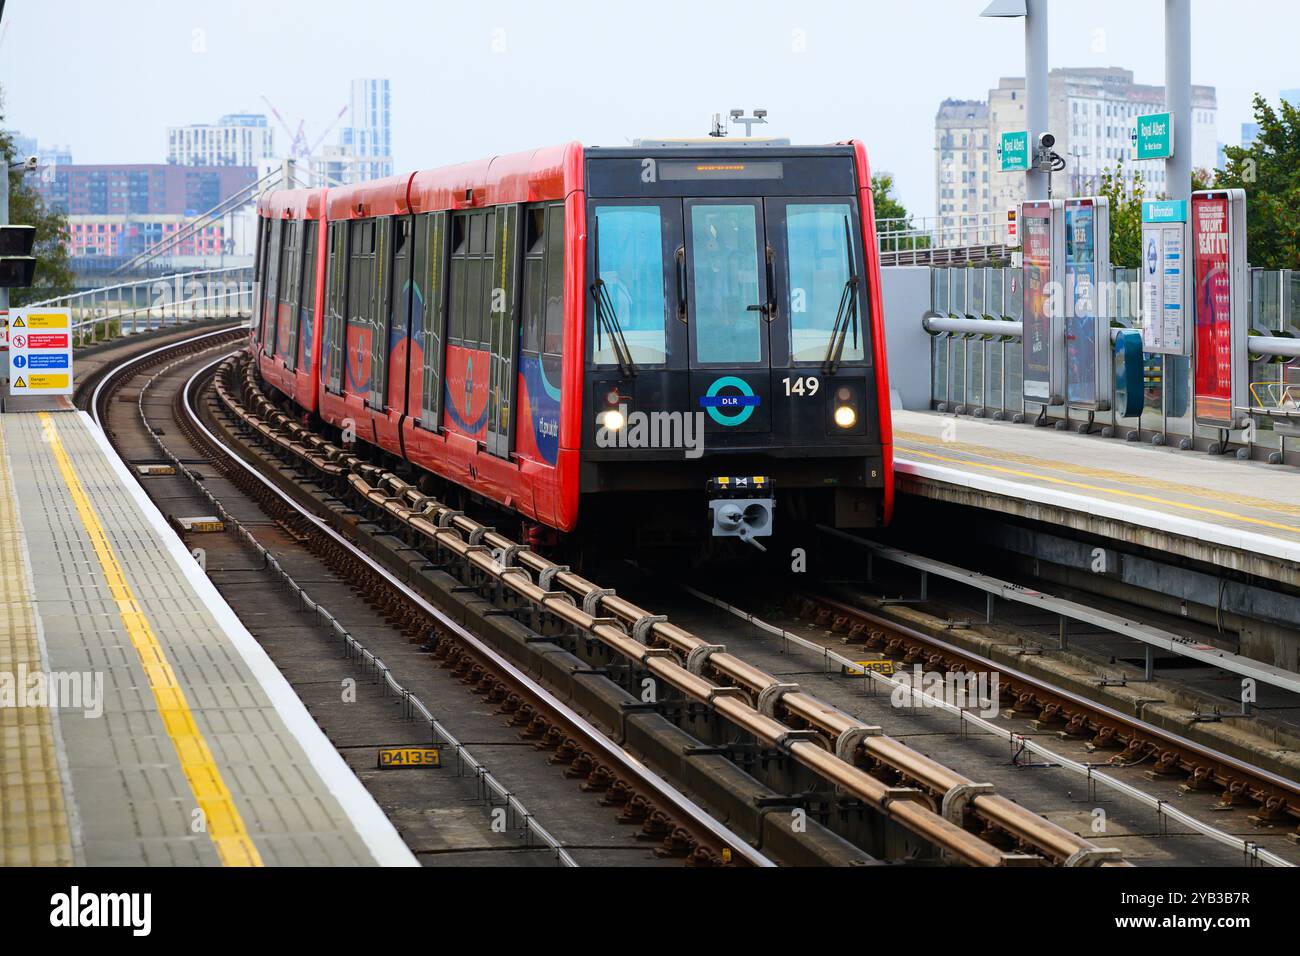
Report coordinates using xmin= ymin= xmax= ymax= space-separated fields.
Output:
xmin=346 ymin=219 xmax=376 ymax=394
xmin=416 ymin=211 xmax=448 ymax=431
xmin=448 ymin=209 xmax=497 ymax=353
xmin=323 ymin=220 xmax=349 ymax=394
xmin=521 ymin=208 xmax=545 ymax=354
xmin=263 ymin=218 xmax=282 ymax=357
xmin=277 ymin=220 xmax=300 ymax=363
xmin=294 ymin=219 xmax=317 ymax=373
xmin=448 ymin=214 xmax=468 ymax=346
xmin=253 ymin=216 xmax=268 ymax=334
xmin=367 ymin=217 xmax=393 ymax=408
xmin=543 ymin=205 xmax=565 ymax=357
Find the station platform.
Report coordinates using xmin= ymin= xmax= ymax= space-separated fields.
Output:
xmin=0 ymin=404 xmax=416 ymax=866
xmin=892 ymin=409 xmax=1300 ymax=589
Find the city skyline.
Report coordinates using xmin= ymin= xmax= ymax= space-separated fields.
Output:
xmin=1 ymin=0 xmax=1295 ymax=222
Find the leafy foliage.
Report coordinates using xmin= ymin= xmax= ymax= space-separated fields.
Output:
xmin=1098 ymin=157 xmax=1146 ymax=269
xmin=1215 ymin=94 xmax=1300 ymax=269
xmin=0 ymin=97 xmax=76 ymax=305
xmin=872 ymin=173 xmax=929 ymax=250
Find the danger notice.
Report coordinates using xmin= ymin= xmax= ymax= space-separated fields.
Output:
xmin=28 ymin=333 xmax=68 ymax=349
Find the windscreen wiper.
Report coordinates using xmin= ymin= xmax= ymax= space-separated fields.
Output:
xmin=591 ymin=278 xmax=637 ymax=378
xmin=822 ymin=216 xmax=861 ymax=375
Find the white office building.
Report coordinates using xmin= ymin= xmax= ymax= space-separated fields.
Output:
xmin=168 ymin=114 xmax=275 ymax=167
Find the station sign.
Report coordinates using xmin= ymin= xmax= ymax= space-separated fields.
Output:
xmin=8 ymin=308 xmax=74 ymax=396
xmin=1139 ymin=200 xmax=1190 ymax=356
xmin=999 ymin=131 xmax=1030 ymax=172
xmin=1064 ymin=197 xmax=1111 ymax=411
xmin=1020 ymin=200 xmax=1065 ymax=408
xmin=1133 ymin=112 xmax=1175 ymax=161
xmin=1191 ymin=190 xmax=1248 ymax=429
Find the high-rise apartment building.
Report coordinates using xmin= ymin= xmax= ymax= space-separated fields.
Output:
xmin=337 ymin=79 xmax=393 ymax=183
xmin=934 ymin=100 xmax=992 ymax=244
xmin=937 ymin=68 xmax=1218 ymax=241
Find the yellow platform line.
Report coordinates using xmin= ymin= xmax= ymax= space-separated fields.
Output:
xmin=38 ymin=413 xmax=262 ymax=867
xmin=0 ymin=420 xmax=74 ymax=866
xmin=896 ymin=429 xmax=1300 ymax=520
xmin=897 ymin=443 xmax=1300 ymax=538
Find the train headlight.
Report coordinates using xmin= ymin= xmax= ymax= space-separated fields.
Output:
xmin=603 ymin=408 xmax=626 ymax=431
xmin=834 ymin=405 xmax=857 ymax=429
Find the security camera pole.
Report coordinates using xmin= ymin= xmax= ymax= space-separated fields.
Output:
xmin=981 ymin=0 xmax=1050 ymax=201
xmin=1165 ymin=0 xmax=1192 ymax=205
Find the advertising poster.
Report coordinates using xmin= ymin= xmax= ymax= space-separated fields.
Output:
xmin=1192 ymin=196 xmax=1233 ymax=425
xmin=1065 ymin=204 xmax=1097 ymax=407
xmin=1022 ymin=213 xmax=1053 ymax=403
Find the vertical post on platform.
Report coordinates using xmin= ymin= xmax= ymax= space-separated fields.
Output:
xmin=1165 ymin=0 xmax=1192 ymax=206
xmin=1164 ymin=0 xmax=1194 ymax=440
xmin=1024 ymin=0 xmax=1049 ymax=202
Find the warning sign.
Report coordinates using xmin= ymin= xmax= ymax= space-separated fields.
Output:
xmin=8 ymin=309 xmax=73 ymax=396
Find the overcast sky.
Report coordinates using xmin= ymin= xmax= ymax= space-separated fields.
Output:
xmin=1 ymin=0 xmax=1295 ymax=219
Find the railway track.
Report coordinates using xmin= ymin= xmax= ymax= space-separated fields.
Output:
xmin=88 ymin=328 xmax=767 ymax=867
xmin=200 ymin=349 xmax=1132 ymax=867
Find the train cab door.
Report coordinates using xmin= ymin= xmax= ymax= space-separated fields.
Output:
xmin=683 ymin=198 xmax=774 ymax=438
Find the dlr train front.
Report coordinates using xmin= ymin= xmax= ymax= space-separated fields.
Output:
xmin=578 ymin=140 xmax=893 ymax=551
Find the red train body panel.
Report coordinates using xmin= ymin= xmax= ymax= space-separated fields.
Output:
xmin=253 ymin=139 xmax=891 ymax=541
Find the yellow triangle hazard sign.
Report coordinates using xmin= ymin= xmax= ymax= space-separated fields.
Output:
xmin=11 ymin=316 xmax=24 ymax=327
xmin=14 ymin=376 xmax=26 ymax=388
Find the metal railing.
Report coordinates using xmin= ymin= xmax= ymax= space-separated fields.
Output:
xmin=113 ymin=164 xmax=296 ymax=276
xmin=926 ymin=265 xmax=1300 ymax=465
xmin=26 ymin=266 xmax=253 ymax=347
xmin=877 ymin=212 xmax=1008 ymax=253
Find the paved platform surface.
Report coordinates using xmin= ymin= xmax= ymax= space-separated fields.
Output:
xmin=892 ymin=409 xmax=1300 ymax=587
xmin=0 ymin=407 xmax=416 ymax=866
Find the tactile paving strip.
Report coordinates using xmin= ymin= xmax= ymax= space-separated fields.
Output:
xmin=0 ymin=416 xmax=75 ymax=866
xmin=2 ymin=411 xmax=383 ymax=866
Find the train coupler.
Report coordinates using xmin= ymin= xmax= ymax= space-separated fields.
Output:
xmin=707 ymin=476 xmax=774 ymax=552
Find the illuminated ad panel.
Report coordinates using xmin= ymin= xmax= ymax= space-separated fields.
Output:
xmin=1020 ymin=200 xmax=1064 ymax=407
xmin=1191 ymin=190 xmax=1247 ymax=428
xmin=1064 ymin=197 xmax=1110 ymax=410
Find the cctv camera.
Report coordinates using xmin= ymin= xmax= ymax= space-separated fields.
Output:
xmin=23 ymin=155 xmax=37 ymax=171
xmin=730 ymin=109 xmax=743 ymax=119
xmin=1038 ymin=132 xmax=1056 ymax=150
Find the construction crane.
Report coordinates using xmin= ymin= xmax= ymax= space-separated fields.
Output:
xmin=260 ymin=95 xmax=349 ymax=162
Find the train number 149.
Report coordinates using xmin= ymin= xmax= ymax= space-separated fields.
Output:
xmin=782 ymin=376 xmax=820 ymax=397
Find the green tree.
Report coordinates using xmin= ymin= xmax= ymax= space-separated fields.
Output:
xmin=1098 ymin=157 xmax=1146 ymax=269
xmin=1215 ymin=93 xmax=1300 ymax=269
xmin=871 ymin=173 xmax=929 ymax=250
xmin=0 ymin=121 xmax=75 ymax=305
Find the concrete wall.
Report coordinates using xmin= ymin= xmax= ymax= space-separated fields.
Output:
xmin=880 ymin=266 xmax=933 ymax=411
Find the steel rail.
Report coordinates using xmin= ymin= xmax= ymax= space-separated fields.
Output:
xmin=822 ymin=529 xmax=1300 ymax=696
xmin=88 ymin=324 xmax=247 ymax=428
xmin=189 ymin=358 xmax=773 ymax=868
xmin=94 ymin=333 xmax=580 ymax=865
xmin=216 ymin=356 xmax=1125 ymax=867
xmin=686 ymin=586 xmax=1290 ymax=869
